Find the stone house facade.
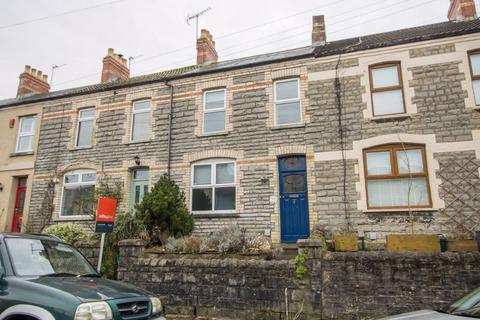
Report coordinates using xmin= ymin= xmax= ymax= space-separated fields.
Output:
xmin=1 ymin=0 xmax=480 ymax=244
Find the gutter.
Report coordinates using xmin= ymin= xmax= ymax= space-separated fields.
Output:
xmin=165 ymin=82 xmax=174 ymax=177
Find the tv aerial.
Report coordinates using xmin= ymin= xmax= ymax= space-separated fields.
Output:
xmin=186 ymin=7 xmax=211 ymax=40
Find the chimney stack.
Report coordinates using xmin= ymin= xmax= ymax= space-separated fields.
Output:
xmin=197 ymin=29 xmax=218 ymax=65
xmin=101 ymin=48 xmax=129 ymax=83
xmin=312 ymin=15 xmax=326 ymax=46
xmin=448 ymin=0 xmax=477 ymax=21
xmin=17 ymin=65 xmax=50 ymax=97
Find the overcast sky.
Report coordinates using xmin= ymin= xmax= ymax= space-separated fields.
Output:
xmin=0 ymin=0 xmax=475 ymax=99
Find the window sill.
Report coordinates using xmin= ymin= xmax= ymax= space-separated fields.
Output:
xmin=368 ymin=114 xmax=411 ymax=122
xmin=10 ymin=151 xmax=34 ymax=157
xmin=124 ymin=139 xmax=152 ymax=145
xmin=192 ymin=213 xmax=238 ymax=218
xmin=53 ymin=216 xmax=94 ymax=222
xmin=70 ymin=146 xmax=93 ymax=151
xmin=363 ymin=208 xmax=437 ymax=213
xmin=197 ymin=131 xmax=229 ymax=138
xmin=271 ymin=123 xmax=305 ymax=130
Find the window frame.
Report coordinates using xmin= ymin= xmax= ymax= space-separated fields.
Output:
xmin=368 ymin=62 xmax=406 ymax=116
xmin=130 ymin=99 xmax=151 ymax=142
xmin=274 ymin=78 xmax=302 ymax=126
xmin=468 ymin=49 xmax=480 ymax=106
xmin=59 ymin=169 xmax=96 ymax=218
xmin=15 ymin=115 xmax=36 ymax=153
xmin=363 ymin=143 xmax=432 ymax=209
xmin=75 ymin=107 xmax=95 ymax=148
xmin=202 ymin=88 xmax=226 ymax=134
xmin=191 ymin=159 xmax=236 ymax=215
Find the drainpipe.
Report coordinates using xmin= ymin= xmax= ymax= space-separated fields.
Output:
xmin=165 ymin=82 xmax=174 ymax=177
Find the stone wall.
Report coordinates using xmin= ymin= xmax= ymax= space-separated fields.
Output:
xmin=117 ymin=240 xmax=480 ymax=320
xmin=75 ymin=239 xmax=101 ymax=266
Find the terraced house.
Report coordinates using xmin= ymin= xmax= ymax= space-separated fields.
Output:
xmin=1 ymin=0 xmax=480 ymax=245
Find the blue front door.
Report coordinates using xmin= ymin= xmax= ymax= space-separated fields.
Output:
xmin=279 ymin=156 xmax=310 ymax=243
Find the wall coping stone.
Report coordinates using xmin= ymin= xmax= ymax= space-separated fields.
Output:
xmin=118 ymin=239 xmax=147 ymax=247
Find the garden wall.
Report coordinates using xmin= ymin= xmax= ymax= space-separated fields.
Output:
xmin=116 ymin=240 xmax=480 ymax=320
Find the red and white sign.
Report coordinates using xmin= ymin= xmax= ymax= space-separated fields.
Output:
xmin=96 ymin=197 xmax=117 ymax=222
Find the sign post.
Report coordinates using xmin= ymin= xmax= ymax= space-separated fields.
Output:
xmin=95 ymin=197 xmax=117 ymax=273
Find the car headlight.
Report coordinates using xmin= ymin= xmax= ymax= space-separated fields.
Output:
xmin=74 ymin=301 xmax=113 ymax=320
xmin=150 ymin=296 xmax=163 ymax=315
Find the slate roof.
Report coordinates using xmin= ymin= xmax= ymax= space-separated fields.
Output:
xmin=314 ymin=18 xmax=480 ymax=57
xmin=1 ymin=18 xmax=480 ymax=108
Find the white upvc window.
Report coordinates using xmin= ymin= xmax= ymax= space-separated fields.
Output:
xmin=15 ymin=116 xmax=36 ymax=153
xmin=131 ymin=100 xmax=151 ymax=141
xmin=203 ymin=89 xmax=226 ymax=134
xmin=191 ymin=159 xmax=236 ymax=214
xmin=274 ymin=78 xmax=302 ymax=126
xmin=60 ymin=170 xmax=96 ymax=217
xmin=75 ymin=108 xmax=95 ymax=147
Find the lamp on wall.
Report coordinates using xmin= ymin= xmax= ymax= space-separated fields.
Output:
xmin=0 ymin=182 xmax=3 ymax=192
xmin=134 ymin=156 xmax=140 ymax=166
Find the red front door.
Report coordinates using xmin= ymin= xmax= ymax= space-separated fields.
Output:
xmin=11 ymin=177 xmax=27 ymax=232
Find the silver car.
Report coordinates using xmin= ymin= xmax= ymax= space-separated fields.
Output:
xmin=381 ymin=288 xmax=480 ymax=319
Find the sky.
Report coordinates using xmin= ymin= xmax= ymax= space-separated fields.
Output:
xmin=0 ymin=0 xmax=475 ymax=99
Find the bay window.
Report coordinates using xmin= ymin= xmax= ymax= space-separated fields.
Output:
xmin=191 ymin=160 xmax=236 ymax=213
xmin=364 ymin=144 xmax=431 ymax=209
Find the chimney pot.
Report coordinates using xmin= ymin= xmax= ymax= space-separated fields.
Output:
xmin=16 ymin=65 xmax=50 ymax=97
xmin=101 ymin=48 xmax=129 ymax=82
xmin=448 ymin=0 xmax=477 ymax=20
xmin=197 ymin=29 xmax=218 ymax=65
xmin=312 ymin=15 xmax=326 ymax=46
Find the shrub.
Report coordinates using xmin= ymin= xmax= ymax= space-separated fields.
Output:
xmin=136 ymin=174 xmax=194 ymax=244
xmin=43 ymin=223 xmax=87 ymax=244
xmin=164 ymin=237 xmax=185 ymax=253
xmin=162 ymin=226 xmax=272 ymax=254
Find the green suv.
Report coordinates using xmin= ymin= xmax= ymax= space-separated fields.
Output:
xmin=0 ymin=233 xmax=166 ymax=320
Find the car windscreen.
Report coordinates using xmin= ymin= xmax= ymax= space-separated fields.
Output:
xmin=5 ymin=238 xmax=97 ymax=277
xmin=444 ymin=287 xmax=480 ymax=318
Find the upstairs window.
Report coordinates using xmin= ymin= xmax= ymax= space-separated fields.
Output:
xmin=203 ymin=89 xmax=226 ymax=134
xmin=364 ymin=144 xmax=431 ymax=209
xmin=468 ymin=50 xmax=480 ymax=106
xmin=131 ymin=100 xmax=151 ymax=141
xmin=61 ymin=170 xmax=96 ymax=217
xmin=369 ymin=63 xmax=405 ymax=116
xmin=274 ymin=79 xmax=302 ymax=125
xmin=15 ymin=116 xmax=36 ymax=153
xmin=191 ymin=160 xmax=235 ymax=213
xmin=76 ymin=108 xmax=95 ymax=147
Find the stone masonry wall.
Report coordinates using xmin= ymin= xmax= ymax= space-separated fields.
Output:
xmin=117 ymin=240 xmax=480 ymax=320
xmin=28 ymin=36 xmax=480 ymax=242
